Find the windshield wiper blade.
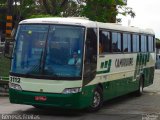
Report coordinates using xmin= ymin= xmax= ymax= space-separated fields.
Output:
xmin=39 ymin=49 xmax=44 ymax=73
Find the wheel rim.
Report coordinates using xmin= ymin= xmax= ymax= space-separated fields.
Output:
xmin=91 ymin=91 xmax=101 ymax=108
xmin=140 ymin=83 xmax=143 ymax=93
xmin=140 ymin=78 xmax=144 ymax=93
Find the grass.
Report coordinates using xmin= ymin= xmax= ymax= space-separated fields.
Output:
xmin=0 ymin=55 xmax=10 ymax=81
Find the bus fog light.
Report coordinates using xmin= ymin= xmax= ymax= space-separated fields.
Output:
xmin=62 ymin=87 xmax=81 ymax=94
xmin=9 ymin=82 xmax=22 ymax=91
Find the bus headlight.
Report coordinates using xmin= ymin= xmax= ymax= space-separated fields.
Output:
xmin=62 ymin=87 xmax=81 ymax=94
xmin=9 ymin=82 xmax=22 ymax=91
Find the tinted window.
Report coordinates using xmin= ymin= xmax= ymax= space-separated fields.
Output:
xmin=148 ymin=36 xmax=154 ymax=52
xmin=85 ymin=28 xmax=97 ymax=63
xmin=123 ymin=33 xmax=131 ymax=52
xmin=112 ymin=32 xmax=121 ymax=52
xmin=11 ymin=25 xmax=85 ymax=78
xmin=99 ymin=30 xmax=111 ymax=53
xmin=83 ymin=28 xmax=97 ymax=85
xmin=132 ymin=34 xmax=139 ymax=52
xmin=141 ymin=35 xmax=147 ymax=52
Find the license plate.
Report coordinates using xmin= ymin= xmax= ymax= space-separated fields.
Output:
xmin=35 ymin=96 xmax=47 ymax=101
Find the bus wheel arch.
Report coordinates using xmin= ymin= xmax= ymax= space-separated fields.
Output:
xmin=97 ymin=83 xmax=103 ymax=92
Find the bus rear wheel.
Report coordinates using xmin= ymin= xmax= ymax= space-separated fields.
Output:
xmin=135 ymin=76 xmax=144 ymax=96
xmin=88 ymin=87 xmax=103 ymax=112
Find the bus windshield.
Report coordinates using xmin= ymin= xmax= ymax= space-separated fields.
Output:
xmin=11 ymin=24 xmax=85 ymax=79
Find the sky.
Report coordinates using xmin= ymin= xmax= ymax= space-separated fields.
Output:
xmin=119 ymin=0 xmax=160 ymax=38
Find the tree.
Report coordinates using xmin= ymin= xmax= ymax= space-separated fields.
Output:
xmin=37 ymin=0 xmax=81 ymax=17
xmin=11 ymin=0 xmax=38 ymax=28
xmin=1 ymin=0 xmax=136 ymax=23
xmin=5 ymin=0 xmax=135 ymax=29
xmin=61 ymin=1 xmax=83 ymax=17
xmin=80 ymin=0 xmax=135 ymax=23
xmin=0 ymin=0 xmax=6 ymax=7
xmin=13 ymin=0 xmax=37 ymax=18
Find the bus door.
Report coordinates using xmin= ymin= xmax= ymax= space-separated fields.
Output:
xmin=83 ymin=28 xmax=97 ymax=86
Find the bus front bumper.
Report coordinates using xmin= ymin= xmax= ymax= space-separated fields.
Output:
xmin=9 ymin=88 xmax=92 ymax=109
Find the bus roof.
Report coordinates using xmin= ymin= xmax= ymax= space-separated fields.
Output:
xmin=20 ymin=17 xmax=155 ymax=35
xmin=20 ymin=17 xmax=96 ymax=27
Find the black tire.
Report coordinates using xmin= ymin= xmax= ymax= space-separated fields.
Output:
xmin=33 ymin=105 xmax=44 ymax=109
xmin=135 ymin=76 xmax=144 ymax=97
xmin=88 ymin=87 xmax=103 ymax=112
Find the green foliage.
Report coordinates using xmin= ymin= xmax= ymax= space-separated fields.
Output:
xmin=81 ymin=0 xmax=135 ymax=22
xmin=15 ymin=0 xmax=37 ymax=18
xmin=3 ymin=0 xmax=135 ymax=24
xmin=81 ymin=0 xmax=117 ymax=22
xmin=61 ymin=1 xmax=82 ymax=17
xmin=82 ymin=1 xmax=110 ymax=22
xmin=29 ymin=14 xmax=54 ymax=18
xmin=0 ymin=0 xmax=6 ymax=7
xmin=0 ymin=55 xmax=10 ymax=78
xmin=38 ymin=0 xmax=81 ymax=17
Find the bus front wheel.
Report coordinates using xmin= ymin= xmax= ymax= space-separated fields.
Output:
xmin=88 ymin=87 xmax=103 ymax=112
xmin=33 ymin=105 xmax=45 ymax=109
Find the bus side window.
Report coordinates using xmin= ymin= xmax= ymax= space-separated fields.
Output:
xmin=99 ymin=30 xmax=111 ymax=54
xmin=83 ymin=28 xmax=97 ymax=85
xmin=112 ymin=32 xmax=121 ymax=52
xmin=141 ymin=35 xmax=147 ymax=52
xmin=123 ymin=33 xmax=131 ymax=52
xmin=132 ymin=34 xmax=140 ymax=52
xmin=148 ymin=36 xmax=154 ymax=52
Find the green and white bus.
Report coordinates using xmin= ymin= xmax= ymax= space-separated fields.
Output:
xmin=9 ymin=17 xmax=155 ymax=111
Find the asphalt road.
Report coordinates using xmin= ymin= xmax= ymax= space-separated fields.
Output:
xmin=0 ymin=70 xmax=160 ymax=120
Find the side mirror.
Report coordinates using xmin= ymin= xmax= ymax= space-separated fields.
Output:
xmin=4 ymin=41 xmax=14 ymax=59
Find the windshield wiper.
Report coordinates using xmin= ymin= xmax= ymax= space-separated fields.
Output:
xmin=39 ymin=49 xmax=44 ymax=73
